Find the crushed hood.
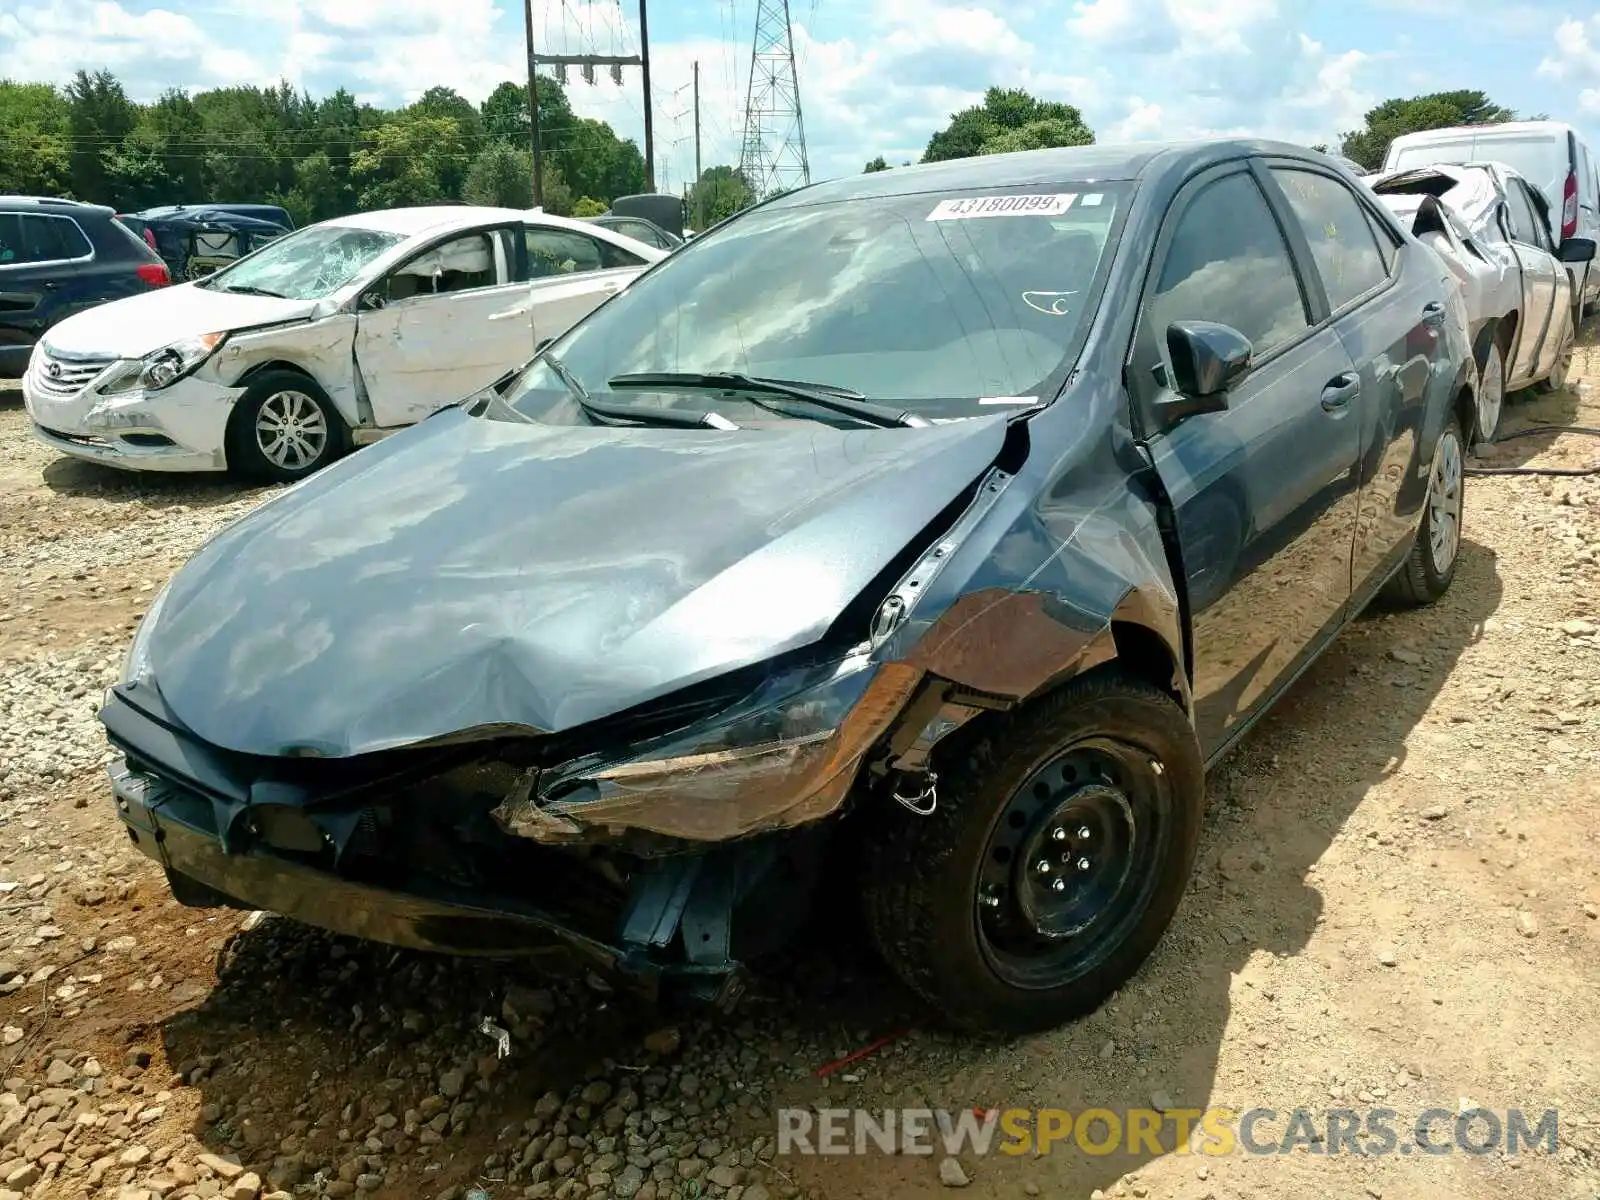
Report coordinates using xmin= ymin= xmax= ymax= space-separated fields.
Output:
xmin=142 ymin=407 xmax=1011 ymax=757
xmin=43 ymin=282 xmax=318 ymax=359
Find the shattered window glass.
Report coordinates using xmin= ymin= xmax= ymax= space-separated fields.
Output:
xmin=199 ymin=224 xmax=406 ymax=301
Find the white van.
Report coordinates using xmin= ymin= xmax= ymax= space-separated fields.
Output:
xmin=1384 ymin=120 xmax=1600 ymax=319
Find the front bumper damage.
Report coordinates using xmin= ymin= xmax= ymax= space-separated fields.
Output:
xmin=100 ymin=659 xmax=938 ymax=1005
xmin=23 ymin=361 xmax=241 ymax=473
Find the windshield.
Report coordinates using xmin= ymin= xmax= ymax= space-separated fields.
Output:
xmin=503 ymin=181 xmax=1130 ymax=424
xmin=198 ymin=223 xmax=406 ymax=300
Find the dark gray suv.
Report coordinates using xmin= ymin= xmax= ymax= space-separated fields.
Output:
xmin=0 ymin=197 xmax=171 ymax=377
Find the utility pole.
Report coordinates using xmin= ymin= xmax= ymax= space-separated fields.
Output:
xmin=523 ymin=0 xmax=543 ymax=206
xmin=639 ymin=0 xmax=655 ymax=192
xmin=692 ymin=60 xmax=702 ymax=228
xmin=525 ymin=2 xmax=656 ymax=198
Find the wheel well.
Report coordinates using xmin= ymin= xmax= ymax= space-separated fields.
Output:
xmin=1110 ymin=620 xmax=1185 ymax=709
xmin=1453 ymin=383 xmax=1477 ymax=445
xmin=918 ymin=620 xmax=1188 ymax=779
xmin=1495 ymin=311 xmax=1518 ymax=361
xmin=233 ymin=359 xmax=317 ymax=388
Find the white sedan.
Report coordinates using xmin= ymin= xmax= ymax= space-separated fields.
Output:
xmin=21 ymin=206 xmax=665 ymax=480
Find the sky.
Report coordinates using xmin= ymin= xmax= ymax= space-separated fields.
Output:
xmin=3 ymin=0 xmax=1600 ymax=191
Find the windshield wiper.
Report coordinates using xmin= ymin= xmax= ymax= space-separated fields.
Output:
xmin=607 ymin=371 xmax=930 ymax=428
xmin=219 ymin=284 xmax=289 ymax=298
xmin=546 ymin=355 xmax=739 ymax=430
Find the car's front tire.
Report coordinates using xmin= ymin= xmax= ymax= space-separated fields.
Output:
xmin=1382 ymin=410 xmax=1464 ymax=606
xmin=860 ymin=669 xmax=1204 ymax=1035
xmin=226 ymin=369 xmax=345 ymax=484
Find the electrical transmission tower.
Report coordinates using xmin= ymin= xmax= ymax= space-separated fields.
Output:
xmin=738 ymin=0 xmax=809 ymax=201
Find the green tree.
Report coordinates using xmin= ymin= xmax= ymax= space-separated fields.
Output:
xmin=687 ymin=165 xmax=752 ymax=226
xmin=571 ymin=196 xmax=608 ymax=217
xmin=558 ymin=116 xmax=646 ymax=205
xmin=923 ymin=87 xmax=1094 ymax=164
xmin=463 ymin=143 xmax=534 ymax=208
xmin=64 ymin=69 xmax=136 ymax=204
xmin=282 ymin=152 xmax=347 ymax=225
xmin=863 ymin=155 xmax=889 ymax=173
xmin=481 ymin=76 xmax=575 ymax=149
xmin=351 ymin=115 xmax=467 ymax=209
xmin=0 ymin=82 xmax=71 ymax=197
xmin=1339 ymin=90 xmax=1517 ymax=171
xmin=979 ymin=117 xmax=1094 ymax=156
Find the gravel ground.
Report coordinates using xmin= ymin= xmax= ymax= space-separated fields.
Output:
xmin=2 ymin=354 xmax=1600 ymax=1200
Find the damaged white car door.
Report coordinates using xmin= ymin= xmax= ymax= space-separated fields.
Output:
xmin=352 ymin=227 xmax=535 ymax=428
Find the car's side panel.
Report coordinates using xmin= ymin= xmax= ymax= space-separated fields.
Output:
xmin=355 ymin=284 xmax=534 ymax=427
xmin=1123 ymin=162 xmax=1363 ymax=758
xmin=1255 ymin=161 xmax=1450 ymax=598
xmin=1335 ymin=242 xmax=1455 ymax=595
xmin=205 ymin=315 xmax=363 ymax=426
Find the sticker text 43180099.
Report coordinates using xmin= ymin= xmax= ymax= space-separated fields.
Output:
xmin=926 ymin=194 xmax=1077 ymax=221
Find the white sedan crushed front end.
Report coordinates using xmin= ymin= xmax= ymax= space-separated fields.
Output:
xmin=22 ymin=336 xmax=242 ymax=473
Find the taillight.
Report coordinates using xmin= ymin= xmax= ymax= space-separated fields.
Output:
xmin=136 ymin=263 xmax=171 ymax=288
xmin=1562 ymin=169 xmax=1579 ymax=240
xmin=143 ymin=228 xmax=158 ymax=250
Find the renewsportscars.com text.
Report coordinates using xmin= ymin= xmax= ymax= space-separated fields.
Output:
xmin=776 ymin=1106 xmax=1559 ymax=1158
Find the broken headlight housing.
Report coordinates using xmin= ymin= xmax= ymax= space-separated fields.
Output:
xmin=101 ymin=333 xmax=228 ymax=395
xmin=531 ymin=652 xmax=911 ymax=841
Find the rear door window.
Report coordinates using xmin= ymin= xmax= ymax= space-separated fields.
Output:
xmin=0 ymin=214 xmax=91 ymax=265
xmin=1503 ymin=182 xmax=1549 ymax=250
xmin=1270 ymin=168 xmax=1389 ymax=309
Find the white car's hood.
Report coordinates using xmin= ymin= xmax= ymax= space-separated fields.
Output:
xmin=43 ymin=283 xmax=321 ymax=359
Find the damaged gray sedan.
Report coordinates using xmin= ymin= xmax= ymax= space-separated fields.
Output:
xmin=103 ymin=139 xmax=1475 ymax=1033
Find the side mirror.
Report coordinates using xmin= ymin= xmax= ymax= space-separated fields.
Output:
xmin=1559 ymin=236 xmax=1596 ymax=264
xmin=1159 ymin=320 xmax=1253 ymax=419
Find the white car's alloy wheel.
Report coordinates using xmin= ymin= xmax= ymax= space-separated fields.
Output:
xmin=1476 ymin=342 xmax=1504 ymax=443
xmin=256 ymin=389 xmax=330 ymax=471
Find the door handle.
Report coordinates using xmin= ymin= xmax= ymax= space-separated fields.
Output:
xmin=1421 ymin=300 xmax=1447 ymax=328
xmin=1321 ymin=373 xmax=1360 ymax=412
xmin=41 ymin=281 xmax=58 ymax=290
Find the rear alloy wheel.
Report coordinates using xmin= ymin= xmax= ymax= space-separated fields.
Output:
xmin=1535 ymin=328 xmax=1575 ymax=394
xmin=1474 ymin=341 xmax=1505 ymax=445
xmin=1382 ymin=412 xmax=1464 ymax=606
xmin=227 ymin=370 xmax=344 ymax=483
xmin=861 ymin=670 xmax=1204 ymax=1034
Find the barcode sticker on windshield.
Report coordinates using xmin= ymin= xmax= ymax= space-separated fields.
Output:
xmin=927 ymin=194 xmax=1076 ymax=221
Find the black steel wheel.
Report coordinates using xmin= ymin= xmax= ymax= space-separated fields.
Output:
xmin=861 ymin=668 xmax=1204 ymax=1034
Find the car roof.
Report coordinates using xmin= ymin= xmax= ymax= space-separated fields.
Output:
xmin=770 ymin=138 xmax=1335 ymax=206
xmin=313 ymin=205 xmax=666 ymax=259
xmin=0 ymin=195 xmax=114 ymax=218
xmin=321 ymin=205 xmax=528 ymax=237
xmin=1390 ymin=121 xmax=1579 ymax=145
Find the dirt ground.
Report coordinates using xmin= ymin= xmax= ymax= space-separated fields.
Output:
xmin=1 ymin=340 xmax=1599 ymax=1200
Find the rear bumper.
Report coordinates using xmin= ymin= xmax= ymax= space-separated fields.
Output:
xmin=107 ymin=754 xmax=746 ymax=1004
